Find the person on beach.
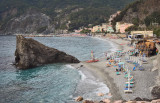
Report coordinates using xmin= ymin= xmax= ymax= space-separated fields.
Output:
xmin=105 ymin=52 xmax=107 ymax=60
xmin=120 ymin=67 xmax=123 ymax=72
xmin=91 ymin=51 xmax=95 ymax=60
xmin=156 ymin=49 xmax=158 ymax=55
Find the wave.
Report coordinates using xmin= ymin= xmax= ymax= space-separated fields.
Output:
xmin=92 ymin=37 xmax=119 ymax=56
xmin=65 ymin=64 xmax=75 ymax=69
xmin=95 ymin=82 xmax=110 ymax=94
xmin=78 ymin=70 xmax=87 ymax=81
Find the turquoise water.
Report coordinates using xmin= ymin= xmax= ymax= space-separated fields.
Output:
xmin=0 ymin=36 xmax=113 ymax=103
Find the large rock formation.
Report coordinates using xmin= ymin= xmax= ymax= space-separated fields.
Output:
xmin=15 ymin=35 xmax=80 ymax=69
xmin=151 ymin=86 xmax=160 ymax=99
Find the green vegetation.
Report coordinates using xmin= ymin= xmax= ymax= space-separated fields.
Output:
xmin=0 ymin=0 xmax=135 ymax=31
xmin=132 ymin=17 xmax=139 ymax=26
xmin=125 ymin=25 xmax=138 ymax=32
xmin=112 ymin=0 xmax=143 ymax=27
xmin=80 ymin=29 xmax=91 ymax=34
xmin=37 ymin=26 xmax=47 ymax=33
xmin=154 ymin=28 xmax=160 ymax=37
xmin=68 ymin=7 xmax=112 ymax=31
xmin=144 ymin=11 xmax=160 ymax=27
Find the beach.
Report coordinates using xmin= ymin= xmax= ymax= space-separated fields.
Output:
xmin=73 ymin=37 xmax=158 ymax=102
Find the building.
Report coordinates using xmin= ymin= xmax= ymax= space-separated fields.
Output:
xmin=116 ymin=22 xmax=133 ymax=33
xmin=92 ymin=25 xmax=102 ymax=32
xmin=107 ymin=25 xmax=114 ymax=33
xmin=92 ymin=23 xmax=115 ymax=33
xmin=101 ymin=23 xmax=108 ymax=32
xmin=130 ymin=31 xmax=154 ymax=38
xmin=109 ymin=11 xmax=121 ymax=24
xmin=128 ymin=31 xmax=154 ymax=46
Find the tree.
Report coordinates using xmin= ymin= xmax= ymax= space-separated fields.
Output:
xmin=154 ymin=28 xmax=160 ymax=37
xmin=80 ymin=29 xmax=91 ymax=34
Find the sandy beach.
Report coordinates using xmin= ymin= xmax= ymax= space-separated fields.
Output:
xmin=73 ymin=37 xmax=158 ymax=102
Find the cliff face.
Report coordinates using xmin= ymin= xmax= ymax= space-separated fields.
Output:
xmin=1 ymin=10 xmax=55 ymax=35
xmin=15 ymin=35 xmax=80 ymax=69
xmin=114 ymin=0 xmax=160 ymax=24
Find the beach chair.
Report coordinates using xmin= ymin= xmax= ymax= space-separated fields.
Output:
xmin=124 ymin=74 xmax=133 ymax=78
xmin=126 ymin=59 xmax=132 ymax=63
xmin=133 ymin=62 xmax=137 ymax=65
xmin=125 ymin=84 xmax=134 ymax=88
xmin=125 ymin=82 xmax=134 ymax=85
xmin=116 ymin=72 xmax=120 ymax=75
xmin=126 ymin=82 xmax=134 ymax=84
xmin=133 ymin=67 xmax=136 ymax=71
xmin=139 ymin=66 xmax=144 ymax=71
xmin=142 ymin=61 xmax=148 ymax=64
xmin=124 ymin=88 xmax=133 ymax=93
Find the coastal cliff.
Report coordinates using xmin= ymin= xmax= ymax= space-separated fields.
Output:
xmin=15 ymin=35 xmax=80 ymax=69
xmin=2 ymin=10 xmax=55 ymax=35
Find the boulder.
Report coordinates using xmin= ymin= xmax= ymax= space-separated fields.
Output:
xmin=75 ymin=96 xmax=83 ymax=102
xmin=151 ymin=99 xmax=160 ymax=103
xmin=97 ymin=93 xmax=104 ymax=96
xmin=151 ymin=86 xmax=160 ymax=99
xmin=125 ymin=101 xmax=136 ymax=103
xmin=15 ymin=35 xmax=80 ymax=69
xmin=113 ymin=100 xmax=123 ymax=103
xmin=135 ymin=101 xmax=146 ymax=103
xmin=134 ymin=97 xmax=143 ymax=101
xmin=83 ymin=100 xmax=94 ymax=103
xmin=142 ymin=98 xmax=151 ymax=102
xmin=102 ymin=99 xmax=111 ymax=103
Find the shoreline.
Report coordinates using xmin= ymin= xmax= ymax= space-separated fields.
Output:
xmin=72 ymin=36 xmax=158 ymax=102
xmin=72 ymin=37 xmax=123 ymax=101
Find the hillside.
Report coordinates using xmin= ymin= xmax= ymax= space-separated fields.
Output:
xmin=112 ymin=0 xmax=160 ymax=29
xmin=0 ymin=0 xmax=135 ymax=34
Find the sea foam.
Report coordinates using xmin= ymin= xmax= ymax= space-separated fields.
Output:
xmin=78 ymin=70 xmax=87 ymax=81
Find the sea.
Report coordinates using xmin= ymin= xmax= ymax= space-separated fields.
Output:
xmin=0 ymin=36 xmax=118 ymax=103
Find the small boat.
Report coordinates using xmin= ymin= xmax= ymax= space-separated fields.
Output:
xmin=86 ymin=59 xmax=99 ymax=63
xmin=86 ymin=51 xmax=99 ymax=63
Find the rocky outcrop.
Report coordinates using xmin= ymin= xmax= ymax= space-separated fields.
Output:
xmin=15 ymin=35 xmax=80 ymax=69
xmin=151 ymin=86 xmax=160 ymax=99
xmin=75 ymin=96 xmax=83 ymax=102
xmin=2 ymin=9 xmax=55 ymax=35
